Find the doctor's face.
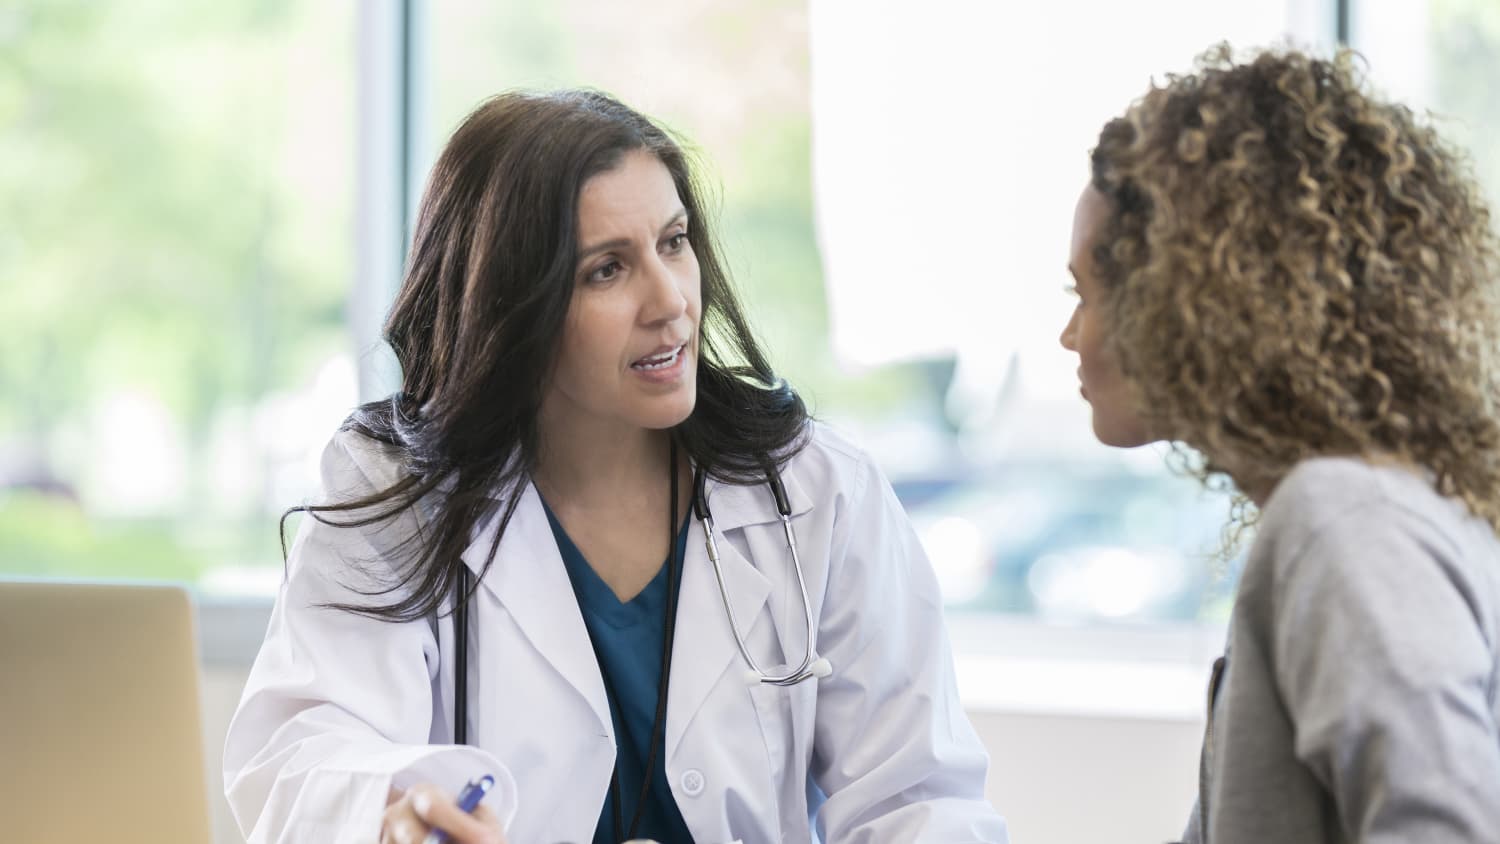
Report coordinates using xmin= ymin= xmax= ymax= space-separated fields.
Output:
xmin=1060 ymin=185 xmax=1151 ymax=448
xmin=541 ymin=149 xmax=702 ymax=434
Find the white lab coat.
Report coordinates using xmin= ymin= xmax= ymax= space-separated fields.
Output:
xmin=224 ymin=423 xmax=1009 ymax=843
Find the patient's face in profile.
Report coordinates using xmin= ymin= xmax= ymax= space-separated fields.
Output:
xmin=1059 ymin=185 xmax=1151 ymax=448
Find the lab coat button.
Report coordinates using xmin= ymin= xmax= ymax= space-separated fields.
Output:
xmin=680 ymin=768 xmax=705 ymax=796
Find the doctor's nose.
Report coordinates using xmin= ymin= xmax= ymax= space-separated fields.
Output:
xmin=640 ymin=257 xmax=690 ymax=325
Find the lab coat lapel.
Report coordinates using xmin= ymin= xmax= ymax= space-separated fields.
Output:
xmin=692 ymin=466 xmax=814 ymax=532
xmin=460 ymin=482 xmax=612 ymax=736
xmin=665 ymin=491 xmax=773 ymax=763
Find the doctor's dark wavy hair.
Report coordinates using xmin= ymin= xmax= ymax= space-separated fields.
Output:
xmin=1090 ymin=45 xmax=1500 ymax=529
xmin=284 ymin=90 xmax=809 ymax=621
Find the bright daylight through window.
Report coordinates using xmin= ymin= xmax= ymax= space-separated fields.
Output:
xmin=4 ymin=0 xmax=1499 ymax=634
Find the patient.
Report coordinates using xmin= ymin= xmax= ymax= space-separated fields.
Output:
xmin=1062 ymin=45 xmax=1500 ymax=842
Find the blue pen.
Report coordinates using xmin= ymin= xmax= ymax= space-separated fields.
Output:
xmin=421 ymin=774 xmax=495 ymax=844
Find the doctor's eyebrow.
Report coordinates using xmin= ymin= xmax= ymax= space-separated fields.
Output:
xmin=576 ymin=209 xmax=689 ymax=261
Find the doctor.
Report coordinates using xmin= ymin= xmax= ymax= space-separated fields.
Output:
xmin=224 ymin=89 xmax=1008 ymax=844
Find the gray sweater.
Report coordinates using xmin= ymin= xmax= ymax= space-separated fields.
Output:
xmin=1181 ymin=457 xmax=1500 ymax=844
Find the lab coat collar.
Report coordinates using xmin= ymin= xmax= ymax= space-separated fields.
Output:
xmin=455 ymin=459 xmax=814 ymax=757
xmin=693 ymin=460 xmax=814 ymax=532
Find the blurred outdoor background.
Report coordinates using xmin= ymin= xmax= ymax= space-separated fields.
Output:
xmin=4 ymin=0 xmax=1498 ymax=630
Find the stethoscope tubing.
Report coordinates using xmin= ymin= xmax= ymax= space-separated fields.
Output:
xmin=694 ymin=465 xmax=826 ymax=687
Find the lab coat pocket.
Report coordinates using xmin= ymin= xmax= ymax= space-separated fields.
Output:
xmin=747 ymin=671 xmax=816 ymax=842
xmin=747 ymin=678 xmax=792 ymax=787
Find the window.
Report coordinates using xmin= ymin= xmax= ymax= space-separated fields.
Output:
xmin=1352 ymin=0 xmax=1500 ymax=213
xmin=0 ymin=3 xmax=355 ymax=592
xmin=9 ymin=0 xmax=1495 ymax=643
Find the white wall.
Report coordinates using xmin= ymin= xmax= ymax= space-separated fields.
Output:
xmin=203 ymin=665 xmax=249 ymax=844
xmin=199 ymin=664 xmax=1203 ymax=844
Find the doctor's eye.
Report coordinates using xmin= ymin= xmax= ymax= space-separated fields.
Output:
xmin=587 ymin=260 xmax=624 ymax=285
xmin=664 ymin=232 xmax=690 ymax=253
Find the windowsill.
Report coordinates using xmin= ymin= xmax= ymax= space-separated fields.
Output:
xmin=954 ymin=655 xmax=1212 ymax=721
xmin=946 ymin=612 xmax=1224 ymax=721
xmin=197 ymin=594 xmax=276 ymax=668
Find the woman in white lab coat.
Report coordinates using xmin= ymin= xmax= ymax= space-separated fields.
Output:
xmin=223 ymin=89 xmax=1008 ymax=844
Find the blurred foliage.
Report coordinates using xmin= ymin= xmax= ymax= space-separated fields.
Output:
xmin=1431 ymin=0 xmax=1500 ymax=212
xmin=0 ymin=1 xmax=349 ymax=436
xmin=0 ymin=490 xmax=205 ymax=580
xmin=0 ymin=0 xmax=352 ymax=580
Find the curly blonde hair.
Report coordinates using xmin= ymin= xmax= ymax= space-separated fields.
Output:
xmin=1090 ymin=45 xmax=1500 ymax=529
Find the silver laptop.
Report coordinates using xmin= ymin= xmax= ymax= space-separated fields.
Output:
xmin=0 ymin=580 xmax=213 ymax=843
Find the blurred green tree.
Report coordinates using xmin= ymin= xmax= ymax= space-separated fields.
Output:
xmin=0 ymin=0 xmax=352 ymax=579
xmin=1431 ymin=0 xmax=1500 ymax=212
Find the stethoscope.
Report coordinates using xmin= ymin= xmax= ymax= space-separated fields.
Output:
xmin=450 ymin=461 xmax=831 ymax=744
xmin=692 ymin=465 xmax=832 ymax=687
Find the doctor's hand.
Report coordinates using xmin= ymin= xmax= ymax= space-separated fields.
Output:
xmin=381 ymin=783 xmax=507 ymax=844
